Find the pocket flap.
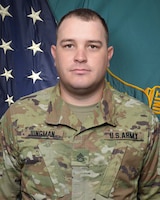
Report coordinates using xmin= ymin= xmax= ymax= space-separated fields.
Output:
xmin=97 ymin=146 xmax=126 ymax=198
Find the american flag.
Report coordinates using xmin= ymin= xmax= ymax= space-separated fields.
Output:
xmin=0 ymin=0 xmax=58 ymax=118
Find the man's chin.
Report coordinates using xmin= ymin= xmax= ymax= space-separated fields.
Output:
xmin=70 ymin=84 xmax=95 ymax=95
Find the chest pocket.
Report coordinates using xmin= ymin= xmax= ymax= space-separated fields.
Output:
xmin=38 ymin=141 xmax=72 ymax=198
xmin=96 ymin=138 xmax=144 ymax=199
xmin=96 ymin=144 xmax=127 ymax=199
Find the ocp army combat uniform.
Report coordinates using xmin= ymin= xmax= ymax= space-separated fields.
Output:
xmin=0 ymin=81 xmax=160 ymax=200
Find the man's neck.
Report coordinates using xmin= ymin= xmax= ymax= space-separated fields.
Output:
xmin=60 ymin=83 xmax=105 ymax=106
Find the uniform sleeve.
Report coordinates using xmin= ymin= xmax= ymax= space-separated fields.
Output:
xmin=0 ymin=110 xmax=21 ymax=199
xmin=138 ymin=118 xmax=160 ymax=199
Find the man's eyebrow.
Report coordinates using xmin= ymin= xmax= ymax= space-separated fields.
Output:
xmin=60 ymin=39 xmax=103 ymax=45
xmin=60 ymin=39 xmax=74 ymax=44
xmin=87 ymin=40 xmax=103 ymax=45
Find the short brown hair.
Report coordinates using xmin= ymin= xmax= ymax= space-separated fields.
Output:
xmin=57 ymin=8 xmax=109 ymax=44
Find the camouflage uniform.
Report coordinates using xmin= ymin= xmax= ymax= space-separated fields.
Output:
xmin=0 ymin=81 xmax=160 ymax=200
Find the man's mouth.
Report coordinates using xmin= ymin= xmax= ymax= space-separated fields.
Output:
xmin=71 ymin=68 xmax=90 ymax=75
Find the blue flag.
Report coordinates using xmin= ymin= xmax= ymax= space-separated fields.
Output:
xmin=0 ymin=0 xmax=58 ymax=118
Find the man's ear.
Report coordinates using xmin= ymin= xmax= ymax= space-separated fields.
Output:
xmin=107 ymin=46 xmax=114 ymax=67
xmin=51 ymin=45 xmax=56 ymax=60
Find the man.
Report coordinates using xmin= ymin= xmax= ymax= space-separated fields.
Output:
xmin=0 ymin=8 xmax=160 ymax=199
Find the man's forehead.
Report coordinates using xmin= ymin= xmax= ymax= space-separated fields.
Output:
xmin=57 ymin=16 xmax=107 ymax=44
xmin=58 ymin=16 xmax=101 ymax=29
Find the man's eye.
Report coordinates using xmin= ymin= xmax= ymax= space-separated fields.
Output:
xmin=64 ymin=44 xmax=73 ymax=48
xmin=89 ymin=45 xmax=98 ymax=49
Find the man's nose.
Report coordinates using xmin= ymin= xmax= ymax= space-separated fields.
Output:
xmin=74 ymin=48 xmax=87 ymax=63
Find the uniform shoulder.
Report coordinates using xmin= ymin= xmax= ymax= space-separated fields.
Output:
xmin=111 ymin=87 xmax=157 ymax=121
xmin=4 ymin=86 xmax=56 ymax=115
xmin=20 ymin=86 xmax=55 ymax=102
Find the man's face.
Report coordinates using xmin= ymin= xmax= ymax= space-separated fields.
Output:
xmin=51 ymin=16 xmax=113 ymax=96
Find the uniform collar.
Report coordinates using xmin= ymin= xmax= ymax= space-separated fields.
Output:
xmin=45 ymin=81 xmax=117 ymax=131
